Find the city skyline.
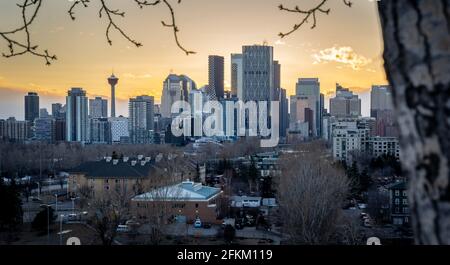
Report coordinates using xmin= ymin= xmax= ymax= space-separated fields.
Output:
xmin=0 ymin=0 xmax=386 ymax=119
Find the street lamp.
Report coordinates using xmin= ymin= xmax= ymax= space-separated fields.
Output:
xmin=59 ymin=214 xmax=64 ymax=245
xmin=54 ymin=194 xmax=58 ymax=215
xmin=71 ymin=197 xmax=76 ymax=215
xmin=37 ymin=182 xmax=40 ymax=200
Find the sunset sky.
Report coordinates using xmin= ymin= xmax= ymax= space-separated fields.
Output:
xmin=0 ymin=0 xmax=387 ymax=118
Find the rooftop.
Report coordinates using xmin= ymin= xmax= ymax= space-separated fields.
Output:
xmin=68 ymin=157 xmax=154 ymax=178
xmin=132 ymin=181 xmax=222 ymax=202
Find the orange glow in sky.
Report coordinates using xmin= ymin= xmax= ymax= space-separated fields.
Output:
xmin=0 ymin=0 xmax=387 ymax=118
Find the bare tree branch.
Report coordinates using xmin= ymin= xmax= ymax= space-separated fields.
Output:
xmin=278 ymin=0 xmax=352 ymax=38
xmin=1 ymin=0 xmax=194 ymax=65
xmin=0 ymin=0 xmax=57 ymax=65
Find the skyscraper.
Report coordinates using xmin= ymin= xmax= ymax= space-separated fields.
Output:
xmin=25 ymin=92 xmax=39 ymax=123
xmin=231 ymin=54 xmax=243 ymax=99
xmin=39 ymin=108 xmax=50 ymax=118
xmin=330 ymin=84 xmax=361 ymax=118
xmin=279 ymin=88 xmax=289 ymax=138
xmin=208 ymin=55 xmax=225 ymax=99
xmin=293 ymin=78 xmax=321 ymax=137
xmin=273 ymin=61 xmax=281 ymax=100
xmin=108 ymin=73 xmax=119 ymax=118
xmin=52 ymin=103 xmax=65 ymax=119
xmin=66 ymin=88 xmax=89 ymax=142
xmin=89 ymin=97 xmax=108 ymax=118
xmin=161 ymin=74 xmax=196 ymax=118
xmin=242 ymin=45 xmax=274 ymax=102
xmin=34 ymin=117 xmax=55 ymax=143
xmin=371 ymin=85 xmax=397 ymax=137
xmin=371 ymin=85 xmax=394 ymax=117
xmin=129 ymin=96 xmax=154 ymax=144
xmin=90 ymin=118 xmax=111 ymax=144
xmin=109 ymin=116 xmax=129 ymax=143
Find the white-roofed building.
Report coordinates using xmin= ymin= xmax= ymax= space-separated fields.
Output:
xmin=131 ymin=181 xmax=223 ymax=224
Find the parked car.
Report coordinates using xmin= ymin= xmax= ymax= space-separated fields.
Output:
xmin=194 ymin=219 xmax=202 ymax=228
xmin=116 ymin=225 xmax=130 ymax=233
xmin=125 ymin=220 xmax=141 ymax=227
xmin=67 ymin=213 xmax=79 ymax=221
xmin=30 ymin=196 xmax=42 ymax=202
xmin=363 ymin=219 xmax=372 ymax=228
xmin=202 ymin=223 xmax=212 ymax=229
xmin=358 ymin=203 xmax=368 ymax=210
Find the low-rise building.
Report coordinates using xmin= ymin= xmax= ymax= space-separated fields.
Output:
xmin=131 ymin=181 xmax=223 ymax=224
xmin=387 ymin=181 xmax=410 ymax=225
xmin=67 ymin=156 xmax=155 ymax=199
xmin=369 ymin=136 xmax=400 ymax=159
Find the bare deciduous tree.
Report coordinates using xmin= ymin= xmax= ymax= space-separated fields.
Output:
xmin=278 ymin=143 xmax=350 ymax=244
xmin=279 ymin=0 xmax=450 ymax=245
xmin=88 ymin=189 xmax=131 ymax=245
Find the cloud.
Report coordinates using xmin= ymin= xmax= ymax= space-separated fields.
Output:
xmin=312 ymin=46 xmax=371 ymax=70
xmin=275 ymin=39 xmax=286 ymax=46
xmin=123 ymin=73 xmax=153 ymax=79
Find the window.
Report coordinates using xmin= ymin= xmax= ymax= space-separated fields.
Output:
xmin=402 ymin=191 xmax=407 ymax=196
xmin=395 ymin=207 xmax=400 ymax=213
xmin=403 ymin=199 xmax=408 ymax=205
xmin=395 ymin=190 xmax=400 ymax=196
xmin=195 ymin=203 xmax=199 ymax=208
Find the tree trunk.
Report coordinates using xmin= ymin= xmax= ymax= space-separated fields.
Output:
xmin=378 ymin=1 xmax=450 ymax=244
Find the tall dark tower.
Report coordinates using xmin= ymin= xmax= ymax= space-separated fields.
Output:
xmin=25 ymin=92 xmax=39 ymax=123
xmin=208 ymin=55 xmax=224 ymax=99
xmin=108 ymin=73 xmax=119 ymax=118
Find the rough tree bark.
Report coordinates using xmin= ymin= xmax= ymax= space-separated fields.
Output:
xmin=378 ymin=1 xmax=450 ymax=244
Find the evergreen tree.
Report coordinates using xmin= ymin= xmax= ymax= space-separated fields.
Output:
xmin=32 ymin=206 xmax=56 ymax=232
xmin=0 ymin=178 xmax=23 ymax=231
xmin=194 ymin=163 xmax=201 ymax=183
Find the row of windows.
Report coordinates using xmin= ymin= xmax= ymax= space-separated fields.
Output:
xmin=394 ymin=207 xmax=410 ymax=214
xmin=244 ymin=71 xmax=269 ymax=75
xmin=394 ymin=190 xmax=408 ymax=196
xmin=394 ymin=198 xmax=409 ymax=205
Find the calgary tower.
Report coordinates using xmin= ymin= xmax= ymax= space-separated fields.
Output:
xmin=108 ymin=72 xmax=119 ymax=118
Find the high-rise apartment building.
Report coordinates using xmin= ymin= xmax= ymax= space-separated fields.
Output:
xmin=129 ymin=96 xmax=154 ymax=144
xmin=52 ymin=103 xmax=66 ymax=119
xmin=89 ymin=97 xmax=108 ymax=118
xmin=25 ymin=92 xmax=39 ymax=123
xmin=90 ymin=117 xmax=111 ymax=144
xmin=66 ymin=88 xmax=89 ymax=142
xmin=34 ymin=117 xmax=55 ymax=143
xmin=0 ymin=117 xmax=30 ymax=142
xmin=109 ymin=116 xmax=129 ymax=143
